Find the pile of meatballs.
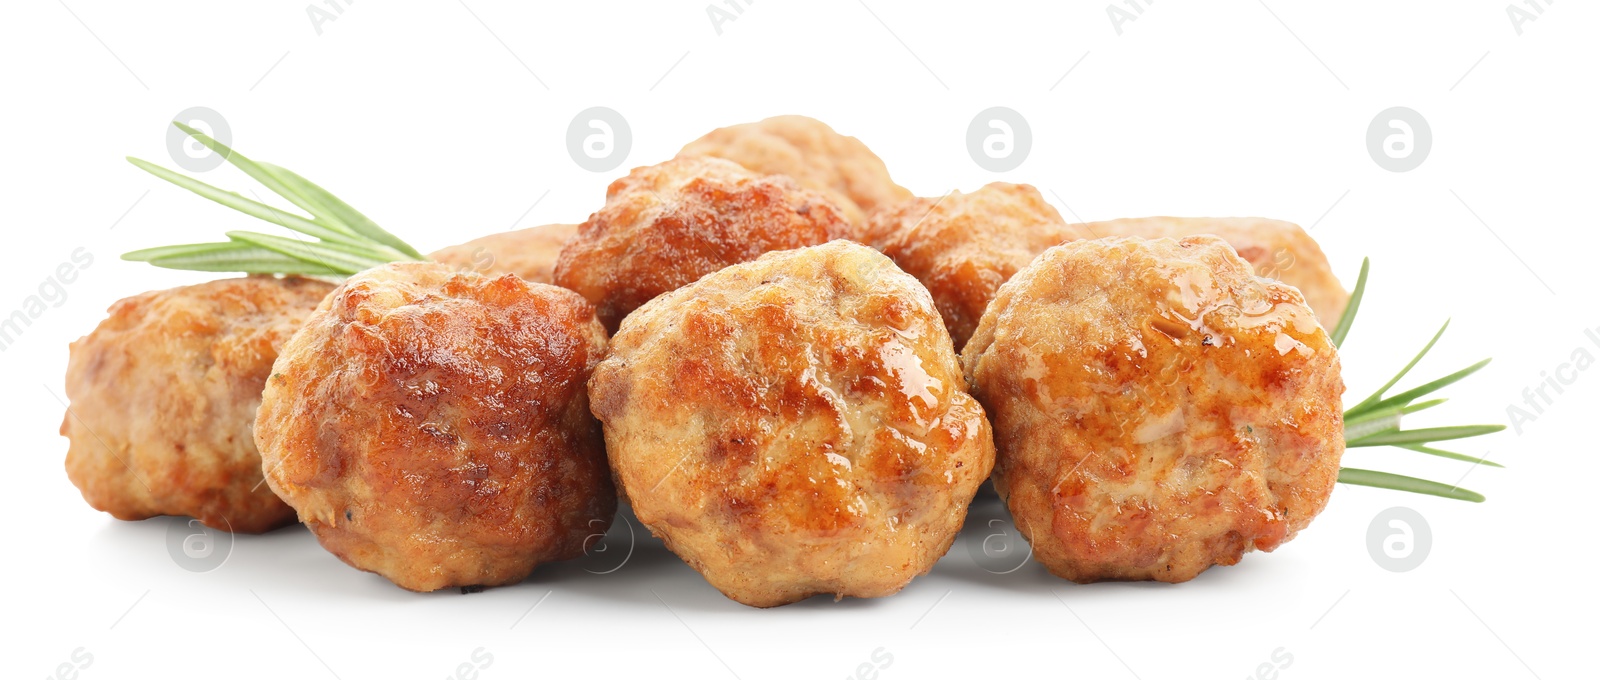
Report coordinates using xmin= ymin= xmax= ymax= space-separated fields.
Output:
xmin=62 ymin=116 xmax=1350 ymax=606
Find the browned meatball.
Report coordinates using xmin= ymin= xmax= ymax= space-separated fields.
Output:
xmin=590 ymin=241 xmax=994 ymax=607
xmin=860 ymin=183 xmax=1095 ymax=351
xmin=428 ymin=223 xmax=577 ymax=285
xmin=677 ymin=115 xmax=911 ymax=224
xmin=1079 ymin=217 xmax=1349 ymax=325
xmin=62 ymin=275 xmax=333 ymax=534
xmin=255 ymin=262 xmax=614 ymax=592
xmin=554 ymin=156 xmax=852 ymax=332
xmin=962 ymin=237 xmax=1344 ymax=583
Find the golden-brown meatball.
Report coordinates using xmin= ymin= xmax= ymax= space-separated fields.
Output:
xmin=554 ymin=156 xmax=852 ymax=332
xmin=590 ymin=241 xmax=994 ymax=607
xmin=859 ymin=183 xmax=1095 ymax=351
xmin=62 ymin=275 xmax=333 ymax=534
xmin=677 ymin=115 xmax=912 ymax=224
xmin=1079 ymin=217 xmax=1349 ymax=325
xmin=255 ymin=262 xmax=614 ymax=592
xmin=962 ymin=237 xmax=1344 ymax=583
xmin=428 ymin=223 xmax=577 ymax=284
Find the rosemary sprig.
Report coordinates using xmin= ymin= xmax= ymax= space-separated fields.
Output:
xmin=123 ymin=122 xmax=424 ymax=275
xmin=1333 ymin=258 xmax=1504 ymax=502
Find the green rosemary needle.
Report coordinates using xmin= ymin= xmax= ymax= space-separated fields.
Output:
xmin=122 ymin=122 xmax=424 ymax=276
xmin=1333 ymin=258 xmax=1505 ymax=502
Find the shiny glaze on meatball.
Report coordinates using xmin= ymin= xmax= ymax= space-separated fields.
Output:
xmin=962 ymin=237 xmax=1344 ymax=583
xmin=860 ymin=183 xmax=1095 ymax=351
xmin=590 ymin=241 xmax=994 ymax=607
xmin=1078 ymin=217 xmax=1349 ymax=326
xmin=256 ymin=262 xmax=614 ymax=592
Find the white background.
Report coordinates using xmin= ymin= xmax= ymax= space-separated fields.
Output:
xmin=2 ymin=1 xmax=1594 ymax=678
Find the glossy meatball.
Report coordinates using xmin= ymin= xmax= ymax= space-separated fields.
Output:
xmin=677 ymin=115 xmax=911 ymax=224
xmin=860 ymin=183 xmax=1095 ymax=351
xmin=62 ymin=276 xmax=333 ymax=533
xmin=962 ymin=237 xmax=1344 ymax=583
xmin=590 ymin=241 xmax=994 ymax=607
xmin=255 ymin=262 xmax=614 ymax=592
xmin=428 ymin=223 xmax=577 ymax=284
xmin=1079 ymin=217 xmax=1349 ymax=325
xmin=554 ymin=156 xmax=852 ymax=332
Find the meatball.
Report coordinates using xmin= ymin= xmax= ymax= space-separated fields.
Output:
xmin=428 ymin=223 xmax=577 ymax=284
xmin=590 ymin=241 xmax=994 ymax=607
xmin=677 ymin=115 xmax=911 ymax=224
xmin=961 ymin=237 xmax=1344 ymax=583
xmin=859 ymin=183 xmax=1095 ymax=351
xmin=1079 ymin=217 xmax=1349 ymax=325
xmin=554 ymin=156 xmax=852 ymax=332
xmin=255 ymin=262 xmax=614 ymax=592
xmin=62 ymin=275 xmax=333 ymax=533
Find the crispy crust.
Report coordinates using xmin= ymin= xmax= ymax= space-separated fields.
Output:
xmin=1079 ymin=217 xmax=1349 ymax=325
xmin=677 ymin=115 xmax=911 ymax=224
xmin=962 ymin=237 xmax=1344 ymax=583
xmin=255 ymin=262 xmax=614 ymax=592
xmin=428 ymin=223 xmax=578 ymax=285
xmin=554 ymin=156 xmax=853 ymax=332
xmin=860 ymin=183 xmax=1092 ymax=351
xmin=62 ymin=275 xmax=334 ymax=533
xmin=591 ymin=241 xmax=994 ymax=607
